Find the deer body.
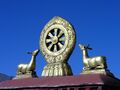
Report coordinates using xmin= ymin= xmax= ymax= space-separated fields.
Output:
xmin=17 ymin=49 xmax=39 ymax=74
xmin=79 ymin=44 xmax=107 ymax=70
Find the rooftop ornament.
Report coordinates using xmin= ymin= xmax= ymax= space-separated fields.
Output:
xmin=1 ymin=16 xmax=119 ymax=90
xmin=40 ymin=16 xmax=76 ymax=76
xmin=14 ymin=49 xmax=39 ymax=79
xmin=79 ymin=44 xmax=113 ymax=76
xmin=14 ymin=16 xmax=113 ymax=79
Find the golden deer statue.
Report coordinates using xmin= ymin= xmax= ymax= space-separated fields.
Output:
xmin=17 ymin=49 xmax=39 ymax=75
xmin=79 ymin=44 xmax=107 ymax=70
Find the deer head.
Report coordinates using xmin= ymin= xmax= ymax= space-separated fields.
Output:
xmin=27 ymin=49 xmax=40 ymax=56
xmin=79 ymin=44 xmax=92 ymax=50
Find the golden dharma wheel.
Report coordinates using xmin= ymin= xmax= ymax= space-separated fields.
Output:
xmin=40 ymin=16 xmax=76 ymax=63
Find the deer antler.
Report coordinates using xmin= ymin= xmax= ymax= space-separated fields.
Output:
xmin=86 ymin=44 xmax=92 ymax=50
xmin=27 ymin=51 xmax=32 ymax=54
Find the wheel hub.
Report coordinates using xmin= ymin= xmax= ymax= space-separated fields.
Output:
xmin=52 ymin=36 xmax=58 ymax=44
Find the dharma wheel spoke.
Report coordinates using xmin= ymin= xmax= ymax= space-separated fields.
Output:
xmin=58 ymin=30 xmax=64 ymax=38
xmin=53 ymin=45 xmax=57 ymax=52
xmin=58 ymin=42 xmax=63 ymax=49
xmin=54 ymin=28 xmax=58 ymax=36
xmin=48 ymin=32 xmax=53 ymax=38
xmin=48 ymin=43 xmax=53 ymax=50
xmin=59 ymin=37 xmax=65 ymax=41
xmin=46 ymin=39 xmax=52 ymax=43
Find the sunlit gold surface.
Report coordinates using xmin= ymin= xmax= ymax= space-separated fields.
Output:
xmin=15 ymin=49 xmax=39 ymax=79
xmin=79 ymin=44 xmax=109 ymax=74
xmin=40 ymin=16 xmax=76 ymax=76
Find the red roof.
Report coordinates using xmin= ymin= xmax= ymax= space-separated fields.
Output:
xmin=0 ymin=74 xmax=120 ymax=89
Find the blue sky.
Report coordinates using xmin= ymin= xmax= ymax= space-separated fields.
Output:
xmin=0 ymin=0 xmax=120 ymax=78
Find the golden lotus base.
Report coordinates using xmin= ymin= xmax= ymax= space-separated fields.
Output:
xmin=81 ymin=69 xmax=114 ymax=77
xmin=42 ymin=63 xmax=73 ymax=76
xmin=13 ymin=71 xmax=37 ymax=79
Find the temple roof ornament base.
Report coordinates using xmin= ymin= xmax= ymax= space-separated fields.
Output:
xmin=13 ymin=71 xmax=37 ymax=79
xmin=81 ymin=69 xmax=114 ymax=77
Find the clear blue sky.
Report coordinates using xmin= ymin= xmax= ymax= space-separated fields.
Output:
xmin=0 ymin=0 xmax=120 ymax=78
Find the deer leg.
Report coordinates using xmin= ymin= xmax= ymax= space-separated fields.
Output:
xmin=95 ymin=64 xmax=104 ymax=69
xmin=17 ymin=70 xmax=22 ymax=75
